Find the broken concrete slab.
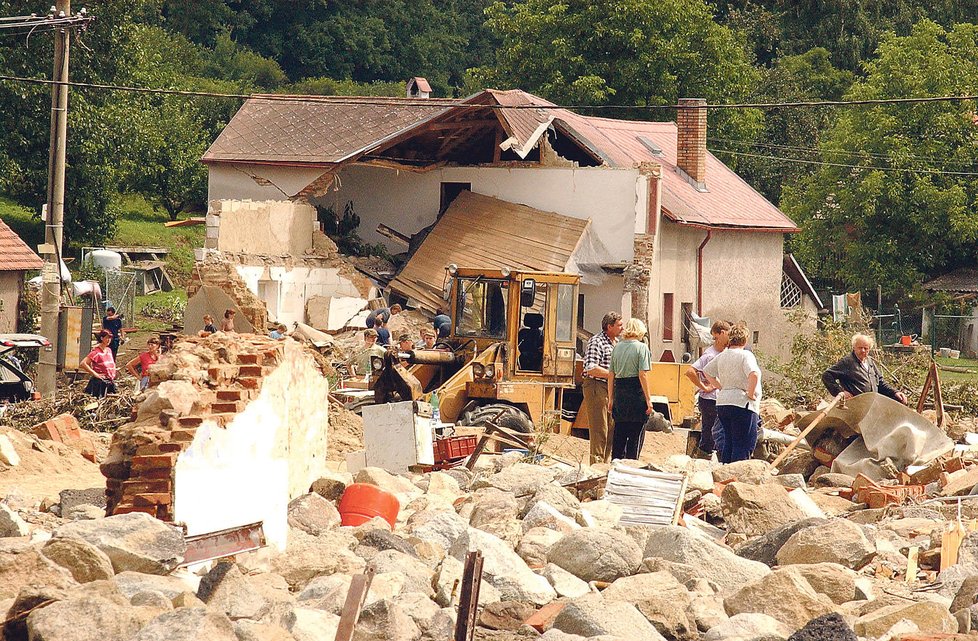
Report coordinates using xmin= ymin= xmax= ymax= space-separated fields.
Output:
xmin=54 ymin=513 xmax=185 ymax=575
xmin=305 ymin=295 xmax=367 ymax=331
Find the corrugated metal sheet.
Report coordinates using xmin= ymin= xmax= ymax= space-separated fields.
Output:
xmin=389 ymin=191 xmax=589 ymax=312
xmin=0 ymin=218 xmax=42 ymax=271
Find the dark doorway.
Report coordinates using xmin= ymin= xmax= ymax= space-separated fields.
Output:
xmin=440 ymin=182 xmax=471 ymax=214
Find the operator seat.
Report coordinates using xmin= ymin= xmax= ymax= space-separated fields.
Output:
xmin=518 ymin=312 xmax=544 ymax=371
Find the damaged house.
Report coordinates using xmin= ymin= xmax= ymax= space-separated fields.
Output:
xmin=202 ymin=85 xmax=820 ymax=359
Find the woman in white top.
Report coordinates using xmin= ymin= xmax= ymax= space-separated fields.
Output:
xmin=702 ymin=324 xmax=761 ymax=463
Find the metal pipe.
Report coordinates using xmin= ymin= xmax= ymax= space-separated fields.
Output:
xmin=696 ymin=229 xmax=712 ymax=314
xmin=760 ymin=428 xmax=807 ymax=447
xmin=404 ymin=350 xmax=462 ymax=366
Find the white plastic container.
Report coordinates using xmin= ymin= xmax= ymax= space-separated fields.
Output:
xmin=88 ymin=249 xmax=122 ymax=271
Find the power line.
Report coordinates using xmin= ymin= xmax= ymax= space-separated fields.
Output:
xmin=708 ymin=136 xmax=978 ymax=169
xmin=708 ymin=146 xmax=978 ymax=177
xmin=0 ymin=72 xmax=977 ymax=112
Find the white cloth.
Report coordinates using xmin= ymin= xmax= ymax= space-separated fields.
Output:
xmin=703 ymin=347 xmax=762 ymax=414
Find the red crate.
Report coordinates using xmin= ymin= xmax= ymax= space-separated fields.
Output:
xmin=433 ymin=435 xmax=477 ymax=463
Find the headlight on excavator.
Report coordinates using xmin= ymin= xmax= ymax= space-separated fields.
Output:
xmin=472 ymin=362 xmax=485 ymax=378
xmin=371 ymin=356 xmax=384 ymax=371
xmin=484 ymin=364 xmax=495 ymax=379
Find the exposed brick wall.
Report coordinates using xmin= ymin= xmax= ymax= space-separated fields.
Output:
xmin=676 ymin=98 xmax=707 ymax=186
xmin=625 ymin=233 xmax=655 ymax=329
xmin=102 ymin=335 xmax=285 ymax=521
xmin=186 ymin=259 xmax=268 ymax=332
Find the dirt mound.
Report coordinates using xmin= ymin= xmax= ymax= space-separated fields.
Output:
xmin=0 ymin=427 xmax=106 ymax=504
xmin=328 ymin=404 xmax=363 ymax=461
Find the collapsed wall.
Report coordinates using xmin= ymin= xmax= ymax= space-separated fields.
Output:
xmin=186 ymin=258 xmax=268 ymax=333
xmin=100 ymin=334 xmax=330 ymax=550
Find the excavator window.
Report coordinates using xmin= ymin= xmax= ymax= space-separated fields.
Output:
xmin=455 ymin=278 xmax=508 ymax=339
xmin=517 ymin=281 xmax=549 ymax=372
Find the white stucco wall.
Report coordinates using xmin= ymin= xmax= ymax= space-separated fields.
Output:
xmin=650 ymin=221 xmax=814 ymax=364
xmin=208 ymin=163 xmax=326 ymax=203
xmin=172 ymin=342 xmax=330 ymax=551
xmin=234 ymin=263 xmax=367 ymax=325
xmin=0 ymin=272 xmax=21 ymax=333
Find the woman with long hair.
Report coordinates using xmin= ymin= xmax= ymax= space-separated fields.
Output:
xmin=80 ymin=329 xmax=118 ymax=397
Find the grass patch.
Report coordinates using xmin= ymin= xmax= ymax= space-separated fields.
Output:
xmin=0 ymin=197 xmax=43 ymax=251
xmin=935 ymin=355 xmax=978 ymax=383
xmin=135 ymin=290 xmax=188 ymax=332
xmin=111 ymin=194 xmax=203 ymax=287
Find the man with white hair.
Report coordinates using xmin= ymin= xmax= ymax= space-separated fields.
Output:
xmin=822 ymin=333 xmax=907 ymax=404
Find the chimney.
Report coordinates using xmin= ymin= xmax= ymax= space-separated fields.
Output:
xmin=406 ymin=77 xmax=431 ymax=99
xmin=676 ymin=98 xmax=707 ymax=191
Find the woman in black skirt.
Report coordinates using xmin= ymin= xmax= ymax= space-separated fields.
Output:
xmin=607 ymin=318 xmax=655 ymax=460
xmin=80 ymin=329 xmax=118 ymax=397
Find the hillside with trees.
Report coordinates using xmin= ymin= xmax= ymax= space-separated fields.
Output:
xmin=0 ymin=0 xmax=977 ymax=299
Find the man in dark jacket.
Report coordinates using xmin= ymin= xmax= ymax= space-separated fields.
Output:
xmin=822 ymin=333 xmax=908 ymax=404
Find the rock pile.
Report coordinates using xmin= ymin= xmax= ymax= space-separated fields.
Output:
xmin=3 ymin=451 xmax=978 ymax=640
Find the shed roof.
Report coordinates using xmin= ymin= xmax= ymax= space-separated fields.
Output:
xmin=923 ymin=268 xmax=978 ymax=293
xmin=0 ymin=218 xmax=42 ymax=271
xmin=389 ymin=190 xmax=590 ymax=312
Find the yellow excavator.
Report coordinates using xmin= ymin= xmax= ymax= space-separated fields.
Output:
xmin=365 ymin=266 xmax=697 ymax=435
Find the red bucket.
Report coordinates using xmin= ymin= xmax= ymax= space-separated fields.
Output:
xmin=338 ymin=483 xmax=400 ymax=528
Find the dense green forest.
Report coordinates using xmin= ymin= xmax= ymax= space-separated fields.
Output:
xmin=2 ymin=0 xmax=978 ymax=297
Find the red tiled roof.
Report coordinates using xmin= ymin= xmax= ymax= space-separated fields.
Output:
xmin=202 ymin=95 xmax=456 ymax=165
xmin=0 ymin=218 xmax=41 ymax=271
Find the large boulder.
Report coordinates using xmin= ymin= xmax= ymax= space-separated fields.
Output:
xmin=433 ymin=555 xmax=500 ymax=607
xmin=26 ymin=594 xmax=143 ymax=641
xmin=130 ymin=607 xmax=238 ymax=641
xmin=283 ymin=607 xmax=340 ymax=641
xmin=546 ymin=527 xmax=641 ymax=583
xmin=404 ymin=510 xmax=468 ymax=551
xmin=197 ymin=562 xmax=273 ymax=621
xmin=852 ymin=600 xmax=957 ymax=638
xmin=0 ymin=504 xmax=30 ymax=537
xmin=523 ymin=483 xmax=581 ymax=519
xmin=776 ymin=519 xmax=875 ymax=569
xmin=787 ymin=613 xmax=857 ymax=641
xmin=551 ymin=593 xmax=666 ymax=640
xmin=703 ymin=613 xmax=791 ymax=641
xmin=540 ymin=563 xmax=590 ymax=598
xmin=602 ymin=572 xmax=697 ymax=640
xmin=516 ymin=527 xmax=563 ymax=568
xmin=642 ymin=526 xmax=770 ymax=594
xmin=367 ymin=550 xmax=434 ymax=597
xmin=522 ymin=501 xmax=580 ymax=534
xmin=54 ymin=513 xmax=185 ymax=575
xmin=111 ymin=571 xmax=194 ymax=600
xmin=721 ymin=483 xmax=810 ymax=537
xmin=0 ymin=541 xmax=77 ymax=600
xmin=713 ymin=460 xmax=774 ymax=485
xmin=734 ymin=518 xmax=827 ymax=567
xmin=270 ymin=530 xmax=365 ymax=590
xmin=41 ymin=537 xmax=114 ymax=583
xmin=449 ymin=528 xmax=555 ymax=605
xmin=352 ymin=599 xmax=421 ymax=641
xmin=724 ymin=567 xmax=837 ymax=630
xmin=789 ymin=563 xmax=859 ymax=605
xmin=472 ymin=462 xmax=559 ymax=496
xmin=287 ymin=493 xmax=341 ymax=536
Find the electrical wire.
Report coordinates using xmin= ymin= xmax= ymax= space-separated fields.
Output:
xmin=0 ymin=72 xmax=978 ymax=112
xmin=707 ymin=136 xmax=978 ymax=168
xmin=707 ymin=146 xmax=978 ymax=176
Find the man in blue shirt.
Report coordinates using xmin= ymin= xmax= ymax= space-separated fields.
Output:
xmin=102 ymin=307 xmax=124 ymax=358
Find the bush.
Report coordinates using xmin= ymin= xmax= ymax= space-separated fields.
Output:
xmin=139 ymin=294 xmax=186 ymax=325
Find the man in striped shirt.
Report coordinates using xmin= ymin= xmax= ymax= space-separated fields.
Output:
xmin=582 ymin=312 xmax=623 ymax=463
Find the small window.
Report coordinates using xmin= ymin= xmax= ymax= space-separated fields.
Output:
xmin=753 ymin=331 xmax=760 ymax=345
xmin=780 ymin=272 xmax=802 ymax=308
xmin=556 ymin=284 xmax=574 ymax=342
xmin=440 ymin=182 xmax=471 ymax=214
xmin=663 ymin=293 xmax=674 ymax=341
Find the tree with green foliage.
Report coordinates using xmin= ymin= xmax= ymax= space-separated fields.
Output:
xmin=713 ymin=48 xmax=854 ymax=203
xmin=782 ymin=21 xmax=978 ymax=295
xmin=474 ymin=0 xmax=759 ymax=138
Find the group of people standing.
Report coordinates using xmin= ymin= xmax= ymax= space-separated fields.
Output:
xmin=582 ymin=312 xmax=662 ymax=463
xmin=686 ymin=321 xmax=763 ymax=464
xmin=584 ymin=312 xmax=764 ymax=465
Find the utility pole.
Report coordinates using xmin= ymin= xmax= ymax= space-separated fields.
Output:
xmin=37 ymin=0 xmax=72 ymax=397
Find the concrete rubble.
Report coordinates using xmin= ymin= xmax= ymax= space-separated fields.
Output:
xmin=7 ymin=332 xmax=978 ymax=641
